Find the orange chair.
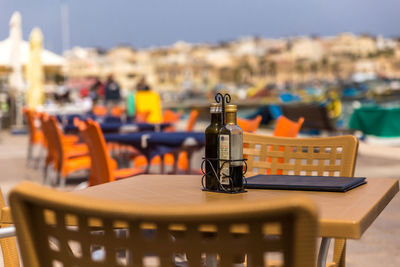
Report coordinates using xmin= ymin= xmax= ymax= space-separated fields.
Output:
xmin=185 ymin=110 xmax=199 ymax=132
xmin=111 ymin=106 xmax=124 ymax=117
xmin=162 ymin=109 xmax=183 ymax=131
xmin=163 ymin=109 xmax=183 ymax=123
xmin=134 ymin=111 xmax=150 ymax=123
xmin=23 ymin=109 xmax=44 ymax=166
xmin=273 ymin=115 xmax=304 ymax=137
xmin=79 ymin=120 xmax=145 ymax=186
xmin=92 ymin=105 xmax=107 ymax=116
xmin=45 ymin=116 xmax=91 ymax=187
xmin=24 ymin=110 xmax=80 ymax=168
xmin=171 ymin=109 xmax=199 ymax=170
xmin=237 ymin=115 xmax=262 ymax=133
xmin=267 ymin=115 xmax=305 ymax=174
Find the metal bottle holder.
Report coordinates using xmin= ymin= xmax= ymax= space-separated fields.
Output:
xmin=201 ymin=93 xmax=247 ymax=193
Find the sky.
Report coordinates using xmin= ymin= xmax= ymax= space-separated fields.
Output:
xmin=1 ymin=0 xmax=400 ymax=54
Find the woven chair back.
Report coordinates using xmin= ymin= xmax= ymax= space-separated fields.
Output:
xmin=10 ymin=182 xmax=318 ymax=267
xmin=243 ymin=133 xmax=358 ymax=177
xmin=0 ymin=188 xmax=19 ymax=267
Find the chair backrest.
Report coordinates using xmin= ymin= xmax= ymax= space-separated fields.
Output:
xmin=46 ymin=117 xmax=66 ymax=171
xmin=39 ymin=113 xmax=55 ymax=163
xmin=136 ymin=91 xmax=162 ymax=123
xmin=10 ymin=181 xmax=318 ymax=267
xmin=186 ymin=110 xmax=199 ymax=132
xmin=273 ymin=116 xmax=304 ymax=137
xmin=237 ymin=115 xmax=262 ymax=133
xmin=134 ymin=111 xmax=150 ymax=123
xmin=79 ymin=120 xmax=114 ymax=186
xmin=163 ymin=109 xmax=183 ymax=123
xmin=92 ymin=106 xmax=107 ymax=117
xmin=23 ymin=108 xmax=39 ymax=143
xmin=0 ymin=188 xmax=20 ymax=267
xmin=111 ymin=106 xmax=124 ymax=117
xmin=243 ymin=133 xmax=358 ymax=177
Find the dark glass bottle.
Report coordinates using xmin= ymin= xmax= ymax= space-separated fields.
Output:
xmin=205 ymin=103 xmax=222 ymax=190
xmin=218 ymin=104 xmax=243 ymax=191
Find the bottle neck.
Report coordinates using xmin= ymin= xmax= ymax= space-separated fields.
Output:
xmin=225 ymin=112 xmax=237 ymax=125
xmin=210 ymin=112 xmax=222 ymax=125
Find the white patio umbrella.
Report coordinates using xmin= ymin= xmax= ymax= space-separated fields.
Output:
xmin=26 ymin=28 xmax=45 ymax=109
xmin=8 ymin=11 xmax=24 ymax=91
xmin=8 ymin=11 xmax=25 ymax=126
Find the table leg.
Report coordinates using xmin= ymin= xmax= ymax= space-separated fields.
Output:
xmin=172 ymin=151 xmax=179 ymax=174
xmin=317 ymin=237 xmax=331 ymax=267
xmin=333 ymin=238 xmax=346 ymax=267
xmin=145 ymin=155 xmax=151 ymax=174
xmin=186 ymin=149 xmax=194 ymax=174
xmin=160 ymin=154 xmax=165 ymax=174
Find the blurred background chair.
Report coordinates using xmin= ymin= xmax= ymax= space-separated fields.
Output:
xmin=237 ymin=115 xmax=262 ymax=133
xmin=40 ymin=114 xmax=88 ymax=183
xmin=22 ymin=109 xmax=44 ymax=167
xmin=92 ymin=105 xmax=107 ymax=117
xmin=79 ymin=120 xmax=145 ymax=186
xmin=111 ymin=106 xmax=124 ymax=117
xmin=185 ymin=109 xmax=199 ymax=132
xmin=273 ymin=115 xmax=304 ymax=137
xmin=243 ymin=133 xmax=358 ymax=267
xmin=162 ymin=109 xmax=183 ymax=132
xmin=133 ymin=111 xmax=150 ymax=123
xmin=163 ymin=109 xmax=183 ymax=123
xmin=40 ymin=114 xmax=89 ymax=184
xmin=45 ymin=116 xmax=91 ymax=187
xmin=10 ymin=181 xmax=318 ymax=267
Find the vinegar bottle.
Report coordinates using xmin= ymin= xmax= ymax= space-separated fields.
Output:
xmin=218 ymin=104 xmax=243 ymax=191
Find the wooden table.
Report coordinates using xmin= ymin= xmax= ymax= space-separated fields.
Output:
xmin=71 ymin=175 xmax=398 ymax=267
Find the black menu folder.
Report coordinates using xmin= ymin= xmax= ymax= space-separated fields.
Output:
xmin=245 ymin=175 xmax=367 ymax=192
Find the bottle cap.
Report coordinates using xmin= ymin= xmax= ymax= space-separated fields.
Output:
xmin=210 ymin=103 xmax=221 ymax=113
xmin=225 ymin=104 xmax=237 ymax=112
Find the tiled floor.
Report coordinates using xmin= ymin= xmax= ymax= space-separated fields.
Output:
xmin=0 ymin=131 xmax=399 ymax=266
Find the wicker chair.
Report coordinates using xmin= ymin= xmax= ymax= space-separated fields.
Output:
xmin=243 ymin=133 xmax=358 ymax=267
xmin=0 ymin=188 xmax=19 ymax=267
xmin=10 ymin=181 xmax=318 ymax=267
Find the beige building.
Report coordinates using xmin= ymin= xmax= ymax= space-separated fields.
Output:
xmin=64 ymin=34 xmax=400 ymax=94
xmin=290 ymin=37 xmax=324 ymax=61
xmin=329 ymin=33 xmax=376 ymax=57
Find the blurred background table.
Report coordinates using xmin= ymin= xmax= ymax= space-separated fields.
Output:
xmin=349 ymin=106 xmax=400 ymax=137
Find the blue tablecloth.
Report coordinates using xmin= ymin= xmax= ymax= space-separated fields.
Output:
xmin=57 ymin=114 xmax=122 ymax=125
xmin=64 ymin=122 xmax=171 ymax=134
xmin=104 ymin=131 xmax=205 ymax=160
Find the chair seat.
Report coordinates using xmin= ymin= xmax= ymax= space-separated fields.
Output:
xmin=63 ymin=156 xmax=91 ymax=175
xmin=62 ymin=135 xmax=80 ymax=144
xmin=65 ymin=143 xmax=89 ymax=158
xmin=114 ymin=168 xmax=145 ymax=179
xmin=32 ymin=130 xmax=44 ymax=144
